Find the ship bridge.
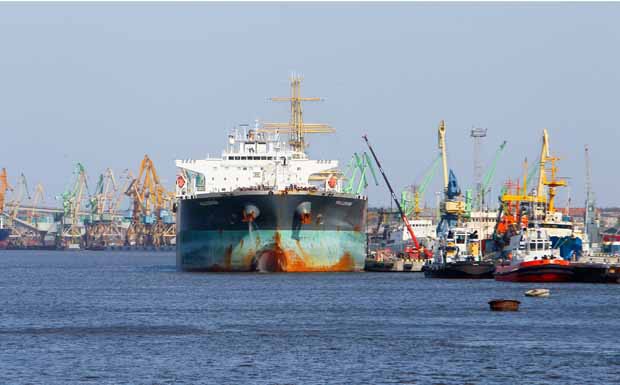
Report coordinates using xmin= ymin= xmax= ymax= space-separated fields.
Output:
xmin=176 ymin=124 xmax=341 ymax=197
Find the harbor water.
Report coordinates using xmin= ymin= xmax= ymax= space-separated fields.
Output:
xmin=1 ymin=251 xmax=619 ymax=384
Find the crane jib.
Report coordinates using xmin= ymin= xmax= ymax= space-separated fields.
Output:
xmin=362 ymin=135 xmax=420 ymax=251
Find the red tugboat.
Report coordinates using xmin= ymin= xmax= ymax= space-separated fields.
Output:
xmin=495 ymin=228 xmax=574 ymax=282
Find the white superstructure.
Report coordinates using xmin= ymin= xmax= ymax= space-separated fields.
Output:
xmin=175 ymin=124 xmax=343 ymax=198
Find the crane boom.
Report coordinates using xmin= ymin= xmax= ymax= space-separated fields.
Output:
xmin=584 ymin=145 xmax=594 ymax=240
xmin=477 ymin=140 xmax=507 ymax=208
xmin=362 ymin=134 xmax=420 ymax=251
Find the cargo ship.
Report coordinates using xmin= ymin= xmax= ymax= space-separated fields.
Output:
xmin=0 ymin=215 xmax=10 ymax=249
xmin=174 ymin=77 xmax=367 ymax=272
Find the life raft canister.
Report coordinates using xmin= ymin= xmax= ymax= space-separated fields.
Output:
xmin=328 ymin=176 xmax=337 ymax=189
xmin=176 ymin=175 xmax=185 ymax=188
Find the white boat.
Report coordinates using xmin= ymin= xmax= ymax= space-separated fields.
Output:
xmin=525 ymin=288 xmax=550 ymax=297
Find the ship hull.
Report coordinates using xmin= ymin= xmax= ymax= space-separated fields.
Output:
xmin=0 ymin=228 xmax=10 ymax=250
xmin=495 ymin=261 xmax=574 ymax=282
xmin=423 ymin=261 xmax=496 ymax=279
xmin=177 ymin=192 xmax=367 ymax=272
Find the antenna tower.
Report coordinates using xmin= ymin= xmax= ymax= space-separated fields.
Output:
xmin=470 ymin=127 xmax=487 ymax=209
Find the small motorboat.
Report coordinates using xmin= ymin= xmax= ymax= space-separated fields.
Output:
xmin=525 ymin=288 xmax=550 ymax=297
xmin=489 ymin=299 xmax=520 ymax=312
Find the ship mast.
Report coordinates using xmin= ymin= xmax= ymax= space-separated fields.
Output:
xmin=262 ymin=75 xmax=335 ymax=154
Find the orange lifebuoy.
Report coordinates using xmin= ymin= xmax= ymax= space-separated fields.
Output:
xmin=328 ymin=176 xmax=337 ymax=188
xmin=176 ymin=175 xmax=185 ymax=188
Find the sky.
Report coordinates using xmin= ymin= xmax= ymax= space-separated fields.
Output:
xmin=1 ymin=3 xmax=619 ymax=209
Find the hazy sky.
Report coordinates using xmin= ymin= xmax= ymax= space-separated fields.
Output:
xmin=1 ymin=3 xmax=619 ymax=209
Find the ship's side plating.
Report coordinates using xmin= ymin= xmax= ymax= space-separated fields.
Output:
xmin=177 ymin=191 xmax=367 ymax=272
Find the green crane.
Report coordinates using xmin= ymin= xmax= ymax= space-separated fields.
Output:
xmin=402 ymin=155 xmax=440 ymax=219
xmin=343 ymin=152 xmax=379 ymax=195
xmin=476 ymin=140 xmax=507 ymax=210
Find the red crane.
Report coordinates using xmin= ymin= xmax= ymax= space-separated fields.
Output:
xmin=363 ymin=135 xmax=430 ymax=259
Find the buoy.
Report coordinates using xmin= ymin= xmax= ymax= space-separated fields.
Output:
xmin=489 ymin=299 xmax=520 ymax=311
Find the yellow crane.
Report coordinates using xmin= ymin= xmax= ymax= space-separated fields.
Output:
xmin=126 ymin=155 xmax=166 ymax=221
xmin=0 ymin=168 xmax=12 ymax=214
xmin=125 ymin=156 xmax=174 ymax=247
xmin=260 ymin=75 xmax=334 ymax=153
xmin=437 ymin=120 xmax=465 ymax=216
xmin=535 ymin=129 xmax=567 ymax=213
xmin=501 ymin=158 xmax=547 ymax=204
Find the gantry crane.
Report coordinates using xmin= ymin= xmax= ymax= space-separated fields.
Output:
xmin=90 ymin=168 xmax=118 ymax=220
xmin=85 ymin=168 xmax=124 ymax=248
xmin=60 ymin=163 xmax=89 ymax=248
xmin=125 ymin=155 xmax=174 ymax=247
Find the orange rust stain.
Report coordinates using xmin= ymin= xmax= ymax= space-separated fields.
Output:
xmin=247 ymin=231 xmax=358 ymax=272
xmin=223 ymin=244 xmax=233 ymax=269
xmin=353 ymin=225 xmax=361 ymax=232
xmin=258 ymin=232 xmax=355 ymax=272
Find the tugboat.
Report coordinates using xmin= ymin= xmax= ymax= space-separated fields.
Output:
xmin=494 ymin=227 xmax=574 ymax=282
xmin=424 ymin=120 xmax=495 ymax=279
xmin=424 ymin=227 xmax=495 ymax=278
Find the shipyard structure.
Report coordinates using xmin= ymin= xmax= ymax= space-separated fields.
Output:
xmin=174 ymin=77 xmax=367 ymax=272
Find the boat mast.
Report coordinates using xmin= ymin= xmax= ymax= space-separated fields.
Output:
xmin=262 ymin=75 xmax=335 ymax=154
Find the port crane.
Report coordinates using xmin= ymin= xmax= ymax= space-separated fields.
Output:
xmin=363 ymin=134 xmax=430 ymax=258
xmin=85 ymin=168 xmax=124 ymax=248
xmin=29 ymin=183 xmax=45 ymax=225
xmin=7 ymin=173 xmax=31 ymax=221
xmin=437 ymin=120 xmax=465 ymax=235
xmin=0 ymin=168 xmax=13 ymax=214
xmin=402 ymin=155 xmax=441 ymax=219
xmin=343 ymin=152 xmax=379 ymax=195
xmin=536 ymin=129 xmax=567 ymax=214
xmin=60 ymin=163 xmax=89 ymax=248
xmin=125 ymin=155 xmax=174 ymax=247
xmin=475 ymin=140 xmax=507 ymax=210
